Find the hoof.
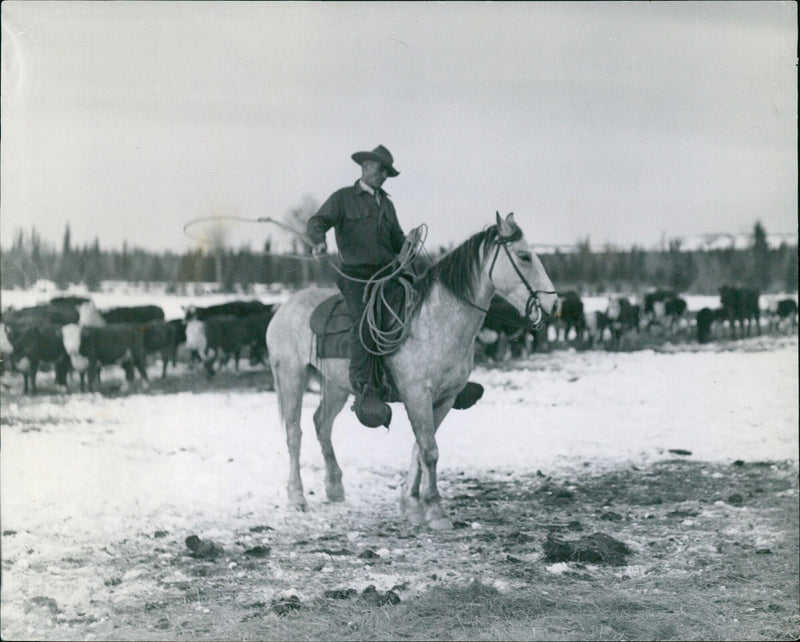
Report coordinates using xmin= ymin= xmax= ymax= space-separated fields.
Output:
xmin=288 ymin=491 xmax=308 ymax=512
xmin=290 ymin=499 xmax=308 ymax=512
xmin=326 ymin=483 xmax=345 ymax=503
xmin=400 ymin=496 xmax=424 ymax=525
xmin=424 ymin=504 xmax=452 ymax=530
xmin=406 ymin=509 xmax=425 ymax=526
xmin=427 ymin=517 xmax=454 ymax=531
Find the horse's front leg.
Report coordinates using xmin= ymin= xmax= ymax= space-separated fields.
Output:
xmin=404 ymin=395 xmax=456 ymax=530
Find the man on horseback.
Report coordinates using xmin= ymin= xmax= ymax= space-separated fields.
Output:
xmin=308 ymin=144 xmax=482 ymax=428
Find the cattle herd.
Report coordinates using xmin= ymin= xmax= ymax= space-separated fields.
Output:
xmin=0 ymin=286 xmax=797 ymax=395
xmin=476 ymin=286 xmax=797 ymax=362
xmin=0 ymin=296 xmax=276 ymax=395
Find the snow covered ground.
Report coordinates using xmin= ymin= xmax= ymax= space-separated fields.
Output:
xmin=2 ymin=336 xmax=796 ymax=547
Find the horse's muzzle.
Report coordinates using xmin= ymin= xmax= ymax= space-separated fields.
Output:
xmin=531 ymin=292 xmax=559 ymax=327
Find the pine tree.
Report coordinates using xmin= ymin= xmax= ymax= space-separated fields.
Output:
xmin=751 ymin=221 xmax=770 ymax=291
xmin=55 ymin=226 xmax=70 ymax=289
xmin=62 ymin=224 xmax=72 ymax=255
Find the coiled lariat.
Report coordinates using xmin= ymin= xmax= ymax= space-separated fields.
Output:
xmin=356 ymin=224 xmax=427 ymax=357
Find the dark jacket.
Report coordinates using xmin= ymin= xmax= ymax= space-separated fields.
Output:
xmin=306 ymin=181 xmax=405 ymax=267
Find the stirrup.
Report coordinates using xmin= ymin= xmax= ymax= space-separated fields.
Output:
xmin=352 ymin=386 xmax=392 ymax=428
xmin=453 ymin=381 xmax=484 ymax=410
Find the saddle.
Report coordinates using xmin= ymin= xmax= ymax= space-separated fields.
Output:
xmin=309 ymin=275 xmax=414 ymax=403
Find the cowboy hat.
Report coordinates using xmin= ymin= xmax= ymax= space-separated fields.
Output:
xmin=351 ymin=145 xmax=399 ymax=177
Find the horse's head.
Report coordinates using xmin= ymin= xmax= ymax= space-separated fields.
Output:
xmin=486 ymin=212 xmax=558 ymax=328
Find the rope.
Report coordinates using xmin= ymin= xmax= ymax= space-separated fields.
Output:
xmin=182 ymin=215 xmax=318 ymax=260
xmin=182 ymin=216 xmax=267 ymax=243
xmin=359 ymin=224 xmax=428 ymax=356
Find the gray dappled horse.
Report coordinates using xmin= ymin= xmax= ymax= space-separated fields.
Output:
xmin=266 ymin=213 xmax=559 ymax=529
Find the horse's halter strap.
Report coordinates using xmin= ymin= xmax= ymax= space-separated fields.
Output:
xmin=486 ymin=226 xmax=556 ymax=330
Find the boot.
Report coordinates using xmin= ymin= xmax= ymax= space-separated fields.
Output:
xmin=452 ymin=381 xmax=484 ymax=410
xmin=353 ymin=385 xmax=392 ymax=428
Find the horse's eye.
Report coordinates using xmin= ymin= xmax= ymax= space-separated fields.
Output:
xmin=517 ymin=251 xmax=532 ymax=263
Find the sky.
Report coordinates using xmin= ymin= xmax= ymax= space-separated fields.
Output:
xmin=1 ymin=1 xmax=796 ymax=254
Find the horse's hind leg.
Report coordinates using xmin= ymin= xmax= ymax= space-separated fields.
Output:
xmin=313 ymin=381 xmax=349 ymax=502
xmin=273 ymin=357 xmax=311 ymax=511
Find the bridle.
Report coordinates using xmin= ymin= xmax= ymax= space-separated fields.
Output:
xmin=481 ymin=225 xmax=557 ymax=330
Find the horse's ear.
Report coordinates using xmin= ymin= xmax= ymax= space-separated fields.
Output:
xmin=507 ymin=212 xmax=516 ymax=226
xmin=497 ymin=211 xmax=514 ymax=238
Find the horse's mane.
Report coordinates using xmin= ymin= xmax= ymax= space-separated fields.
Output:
xmin=413 ymin=226 xmax=501 ymax=310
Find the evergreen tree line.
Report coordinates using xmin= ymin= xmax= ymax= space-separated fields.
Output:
xmin=1 ymin=222 xmax=796 ymax=295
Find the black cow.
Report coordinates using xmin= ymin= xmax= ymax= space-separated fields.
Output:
xmin=183 ymin=300 xmax=274 ymax=366
xmin=476 ymin=295 xmax=534 ymax=361
xmin=184 ymin=300 xmax=271 ymax=321
xmin=554 ymin=291 xmax=585 ymax=342
xmin=49 ymin=295 xmax=91 ymax=307
xmin=63 ymin=323 xmax=149 ymax=392
xmin=598 ymin=296 xmax=640 ymax=347
xmin=767 ymin=298 xmax=798 ymax=332
xmin=664 ymin=297 xmax=688 ymax=329
xmin=695 ymin=307 xmax=716 ymax=344
xmin=140 ymin=319 xmax=186 ymax=378
xmin=643 ymin=289 xmax=677 ymax=315
xmin=3 ymin=303 xmax=79 ymax=327
xmin=101 ymin=305 xmax=165 ymax=324
xmin=168 ymin=318 xmax=188 ymax=348
xmin=643 ymin=290 xmax=687 ymax=332
xmin=719 ymin=286 xmax=761 ymax=338
xmin=776 ymin=299 xmax=798 ymax=327
xmin=185 ymin=315 xmax=251 ymax=377
xmin=3 ymin=321 xmax=71 ymax=394
xmin=592 ymin=310 xmax=612 ymax=346
xmin=2 ymin=303 xmax=78 ymax=383
xmin=241 ymin=309 xmax=276 ymax=366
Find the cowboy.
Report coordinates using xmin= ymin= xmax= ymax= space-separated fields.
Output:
xmin=308 ymin=145 xmax=483 ymax=427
